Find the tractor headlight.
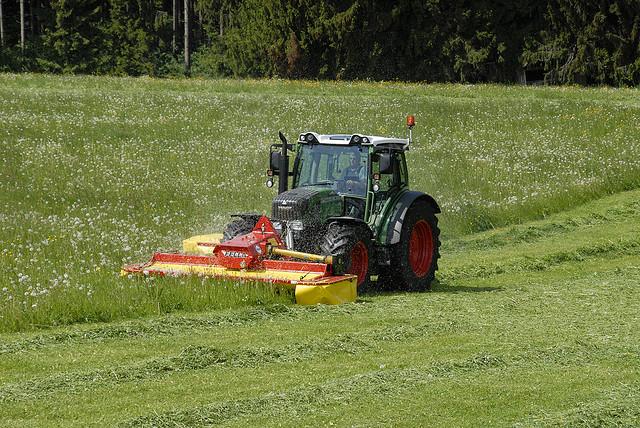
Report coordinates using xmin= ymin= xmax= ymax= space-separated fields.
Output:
xmin=272 ymin=221 xmax=283 ymax=233
xmin=289 ymin=220 xmax=304 ymax=231
xmin=266 ymin=178 xmax=274 ymax=188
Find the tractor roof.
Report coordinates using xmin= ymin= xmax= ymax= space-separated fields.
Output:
xmin=297 ymin=132 xmax=409 ymax=150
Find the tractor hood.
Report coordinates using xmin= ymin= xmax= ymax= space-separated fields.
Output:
xmin=271 ymin=187 xmax=342 ymax=223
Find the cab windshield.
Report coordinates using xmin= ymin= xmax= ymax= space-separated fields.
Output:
xmin=294 ymin=144 xmax=369 ymax=197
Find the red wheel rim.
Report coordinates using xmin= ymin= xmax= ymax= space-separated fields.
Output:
xmin=349 ymin=241 xmax=369 ymax=286
xmin=409 ymin=220 xmax=433 ymax=277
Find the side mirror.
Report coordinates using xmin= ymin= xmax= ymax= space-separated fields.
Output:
xmin=270 ymin=152 xmax=281 ymax=172
xmin=379 ymin=153 xmax=393 ymax=174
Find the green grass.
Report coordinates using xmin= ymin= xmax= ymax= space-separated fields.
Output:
xmin=0 ymin=74 xmax=639 ymax=425
xmin=1 ymin=189 xmax=639 ymax=426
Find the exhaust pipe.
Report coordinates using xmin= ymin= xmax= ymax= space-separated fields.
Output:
xmin=278 ymin=131 xmax=289 ymax=194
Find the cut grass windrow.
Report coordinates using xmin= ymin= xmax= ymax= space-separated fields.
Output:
xmin=119 ymin=344 xmax=639 ymax=428
xmin=0 ymin=304 xmax=299 ymax=355
xmin=442 ymin=238 xmax=640 ymax=281
xmin=0 ymin=320 xmax=463 ymax=403
xmin=0 ymin=289 xmax=460 ymax=355
xmin=446 ymin=199 xmax=640 ymax=253
xmin=515 ymin=383 xmax=640 ymax=427
xmin=0 ymin=303 xmax=377 ymax=355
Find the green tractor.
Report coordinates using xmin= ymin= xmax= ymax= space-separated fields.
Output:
xmin=223 ymin=116 xmax=441 ymax=290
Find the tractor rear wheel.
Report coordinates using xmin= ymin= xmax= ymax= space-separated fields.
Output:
xmin=320 ymin=223 xmax=373 ymax=290
xmin=222 ymin=217 xmax=256 ymax=242
xmin=381 ymin=200 xmax=440 ymax=291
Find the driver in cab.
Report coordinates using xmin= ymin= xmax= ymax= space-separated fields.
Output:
xmin=342 ymin=151 xmax=367 ymax=194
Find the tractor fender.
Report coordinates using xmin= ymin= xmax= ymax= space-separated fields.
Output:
xmin=384 ymin=191 xmax=440 ymax=245
xmin=326 ymin=216 xmax=371 ymax=232
xmin=230 ymin=213 xmax=262 ymax=223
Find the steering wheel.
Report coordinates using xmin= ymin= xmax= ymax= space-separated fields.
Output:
xmin=342 ymin=175 xmax=365 ymax=193
xmin=335 ymin=175 xmax=356 ymax=191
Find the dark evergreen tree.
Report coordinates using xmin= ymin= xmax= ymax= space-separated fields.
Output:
xmin=522 ymin=0 xmax=640 ymax=85
xmin=44 ymin=0 xmax=109 ymax=73
xmin=105 ymin=0 xmax=166 ymax=75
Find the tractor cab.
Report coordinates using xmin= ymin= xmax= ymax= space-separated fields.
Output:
xmin=267 ymin=132 xmax=410 ymax=225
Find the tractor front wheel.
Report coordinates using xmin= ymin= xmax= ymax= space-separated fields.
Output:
xmin=222 ymin=217 xmax=256 ymax=242
xmin=320 ymin=223 xmax=373 ymax=290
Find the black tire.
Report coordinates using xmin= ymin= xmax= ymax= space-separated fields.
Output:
xmin=222 ymin=217 xmax=256 ymax=242
xmin=320 ymin=222 xmax=373 ymax=290
xmin=380 ymin=200 xmax=440 ymax=291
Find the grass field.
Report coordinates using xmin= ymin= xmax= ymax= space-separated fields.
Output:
xmin=1 ymin=74 xmax=639 ymax=426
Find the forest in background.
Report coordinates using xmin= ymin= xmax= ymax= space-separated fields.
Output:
xmin=0 ymin=0 xmax=639 ymax=85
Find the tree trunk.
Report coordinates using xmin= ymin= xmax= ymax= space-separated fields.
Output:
xmin=184 ymin=0 xmax=190 ymax=74
xmin=172 ymin=0 xmax=177 ymax=53
xmin=29 ymin=0 xmax=34 ymax=36
xmin=219 ymin=5 xmax=223 ymax=36
xmin=20 ymin=0 xmax=25 ymax=52
xmin=0 ymin=0 xmax=4 ymax=48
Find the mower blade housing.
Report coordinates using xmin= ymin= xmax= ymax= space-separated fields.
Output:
xmin=122 ymin=216 xmax=357 ymax=305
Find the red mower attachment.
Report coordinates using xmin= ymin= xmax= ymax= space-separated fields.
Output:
xmin=122 ymin=216 xmax=357 ymax=305
xmin=213 ymin=216 xmax=285 ymax=270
